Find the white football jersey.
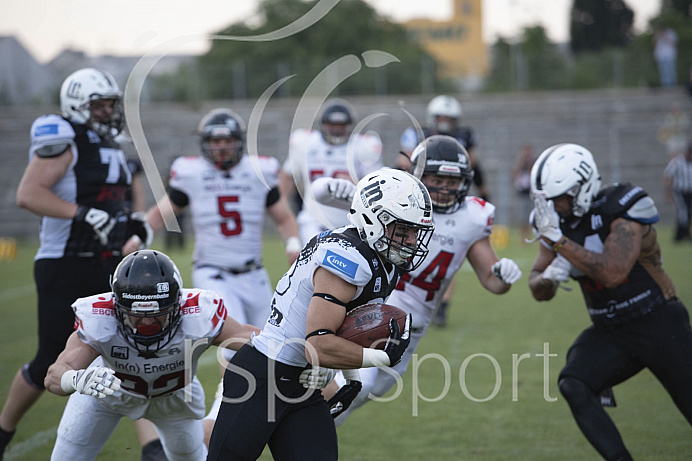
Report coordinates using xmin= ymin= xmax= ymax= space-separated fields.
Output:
xmin=252 ymin=226 xmax=402 ymax=367
xmin=169 ymin=154 xmax=280 ymax=268
xmin=73 ymin=288 xmax=227 ymax=398
xmin=389 ymin=197 xmax=495 ymax=329
xmin=283 ymin=129 xmax=383 ymax=240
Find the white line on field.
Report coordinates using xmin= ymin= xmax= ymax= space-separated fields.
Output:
xmin=4 ymin=426 xmax=57 ymax=460
xmin=0 ymin=284 xmax=35 ymax=300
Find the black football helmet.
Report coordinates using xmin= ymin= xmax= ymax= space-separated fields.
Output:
xmin=198 ymin=108 xmax=246 ymax=170
xmin=410 ymin=135 xmax=475 ymax=213
xmin=111 ymin=250 xmax=183 ymax=358
xmin=320 ymin=99 xmax=355 ymax=145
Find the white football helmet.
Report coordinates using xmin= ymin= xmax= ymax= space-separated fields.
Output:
xmin=426 ymin=95 xmax=462 ymax=134
xmin=348 ymin=168 xmax=434 ymax=271
xmin=60 ymin=68 xmax=123 ymax=137
xmin=530 ymin=143 xmax=602 ymax=217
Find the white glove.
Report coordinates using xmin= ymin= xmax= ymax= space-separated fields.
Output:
xmin=327 ymin=178 xmax=357 ymax=202
xmin=491 ymin=258 xmax=522 ymax=284
xmin=299 ymin=366 xmax=336 ymax=389
xmin=60 ymin=366 xmax=121 ymax=399
xmin=75 ymin=205 xmax=115 ymax=246
xmin=542 ymin=255 xmax=572 ymax=285
xmin=532 ymin=196 xmax=563 ymax=242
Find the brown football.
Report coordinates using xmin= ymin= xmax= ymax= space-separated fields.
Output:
xmin=336 ymin=303 xmax=407 ymax=349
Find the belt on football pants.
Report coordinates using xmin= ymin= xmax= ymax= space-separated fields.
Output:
xmin=196 ymin=260 xmax=263 ymax=275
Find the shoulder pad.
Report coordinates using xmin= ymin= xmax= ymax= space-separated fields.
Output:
xmin=30 ymin=115 xmax=76 ymax=158
xmin=598 ymin=183 xmax=649 ymax=219
xmin=179 ymin=289 xmax=227 ymax=339
xmin=399 ymin=127 xmax=419 ymax=153
xmin=72 ymin=293 xmax=119 ymax=344
xmin=315 ymin=237 xmax=372 ymax=287
xmin=624 ymin=196 xmax=659 ymax=224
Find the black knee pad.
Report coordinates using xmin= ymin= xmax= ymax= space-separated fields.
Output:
xmin=23 ymin=362 xmax=48 ymax=390
xmin=558 ymin=376 xmax=595 ymax=406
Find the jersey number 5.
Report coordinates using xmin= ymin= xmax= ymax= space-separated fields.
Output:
xmin=218 ymin=195 xmax=242 ymax=236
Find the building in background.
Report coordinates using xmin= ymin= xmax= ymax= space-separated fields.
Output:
xmin=403 ymin=0 xmax=488 ymax=89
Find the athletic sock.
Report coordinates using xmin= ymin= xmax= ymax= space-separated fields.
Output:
xmin=0 ymin=426 xmax=16 ymax=461
xmin=141 ymin=438 xmax=169 ymax=461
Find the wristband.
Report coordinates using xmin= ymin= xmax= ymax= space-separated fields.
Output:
xmin=342 ymin=369 xmax=361 ymax=382
xmin=551 ymin=237 xmax=568 ymax=252
xmin=361 ymin=348 xmax=390 ymax=368
xmin=60 ymin=370 xmax=78 ymax=394
xmin=286 ymin=236 xmax=302 ymax=253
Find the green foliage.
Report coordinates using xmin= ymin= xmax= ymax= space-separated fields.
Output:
xmin=570 ymin=0 xmax=634 ymax=54
xmin=2 ymin=231 xmax=692 ymax=460
xmin=194 ymin=0 xmax=441 ymax=99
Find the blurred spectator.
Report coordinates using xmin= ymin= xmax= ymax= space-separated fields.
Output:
xmin=653 ymin=25 xmax=678 ymax=88
xmin=511 ymin=143 xmax=536 ymax=244
xmin=664 ymin=145 xmax=692 ymax=242
xmin=658 ymin=102 xmax=689 ymax=158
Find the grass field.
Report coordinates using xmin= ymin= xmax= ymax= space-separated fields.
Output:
xmin=1 ymin=227 xmax=691 ymax=460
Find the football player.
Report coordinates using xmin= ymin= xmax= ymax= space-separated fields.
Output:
xmin=125 ymin=107 xmax=301 ymax=450
xmin=0 ymin=68 xmax=151 ymax=460
xmin=313 ymin=135 xmax=522 ymax=423
xmin=279 ymin=98 xmax=383 ymax=244
xmin=44 ymin=250 xmax=260 ymax=460
xmin=206 ymin=168 xmax=434 ymax=460
xmin=528 ymin=143 xmax=692 ymax=460
xmin=398 ymin=95 xmax=490 ymax=327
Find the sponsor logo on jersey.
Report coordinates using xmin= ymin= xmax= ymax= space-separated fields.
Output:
xmin=323 ymin=250 xmax=358 ymax=278
xmin=111 ymin=346 xmax=129 ymax=359
xmin=591 ymin=214 xmax=604 ymax=230
xmin=374 ymin=276 xmax=382 ymax=293
xmin=268 ymin=299 xmax=283 ymax=327
xmin=618 ymin=186 xmax=643 ymax=206
xmin=34 ymin=124 xmax=58 ymax=136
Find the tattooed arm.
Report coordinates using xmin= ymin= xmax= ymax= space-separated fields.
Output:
xmin=546 ymin=218 xmax=644 ymax=289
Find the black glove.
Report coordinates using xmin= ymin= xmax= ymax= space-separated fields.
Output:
xmin=327 ymin=380 xmax=362 ymax=419
xmin=128 ymin=212 xmax=153 ymax=249
xmin=75 ymin=205 xmax=115 ymax=246
xmin=383 ymin=314 xmax=411 ymax=367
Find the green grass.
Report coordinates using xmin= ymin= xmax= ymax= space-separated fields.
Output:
xmin=1 ymin=228 xmax=691 ymax=460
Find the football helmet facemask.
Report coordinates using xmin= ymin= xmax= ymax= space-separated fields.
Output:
xmin=198 ymin=108 xmax=246 ymax=170
xmin=410 ymin=135 xmax=474 ymax=214
xmin=111 ymin=250 xmax=183 ymax=358
xmin=530 ymin=143 xmax=601 ymax=218
xmin=426 ymin=95 xmax=462 ymax=135
xmin=348 ymin=168 xmax=434 ymax=271
xmin=60 ymin=68 xmax=123 ymax=137
xmin=320 ymin=99 xmax=355 ymax=145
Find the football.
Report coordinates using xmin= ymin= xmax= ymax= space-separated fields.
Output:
xmin=336 ymin=303 xmax=407 ymax=349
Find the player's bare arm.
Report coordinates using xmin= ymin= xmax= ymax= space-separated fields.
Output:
xmin=266 ymin=195 xmax=301 ymax=263
xmin=145 ymin=195 xmax=185 ymax=234
xmin=552 ymin=218 xmax=643 ymax=289
xmin=44 ymin=331 xmax=101 ymax=396
xmin=304 ymin=267 xmax=365 ymax=369
xmin=16 ymin=148 xmax=77 ymax=218
xmin=529 ymin=242 xmax=560 ymax=301
xmin=212 ymin=314 xmax=261 ymax=351
xmin=466 ymin=237 xmax=511 ymax=294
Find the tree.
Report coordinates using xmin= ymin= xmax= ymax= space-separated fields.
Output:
xmin=196 ymin=0 xmax=443 ymax=99
xmin=570 ymin=0 xmax=634 ymax=54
